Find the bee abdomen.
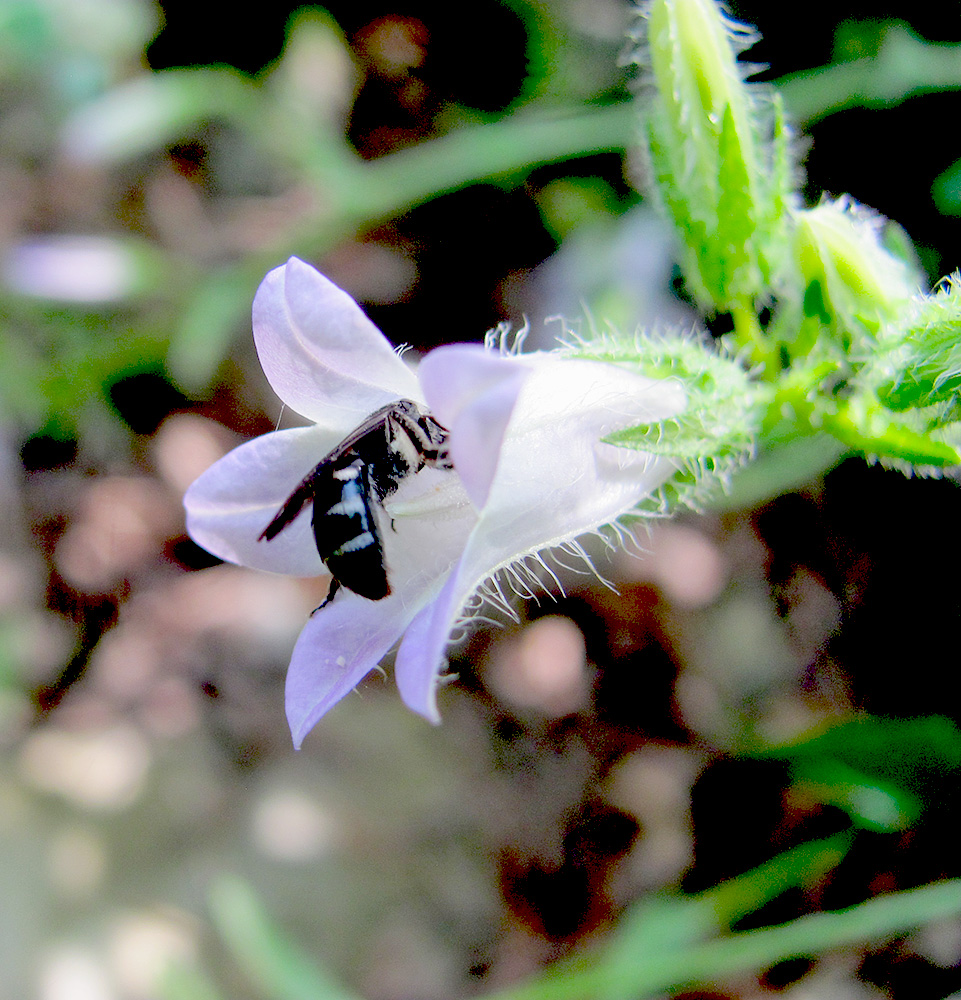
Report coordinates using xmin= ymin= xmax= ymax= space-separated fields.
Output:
xmin=311 ymin=458 xmax=390 ymax=601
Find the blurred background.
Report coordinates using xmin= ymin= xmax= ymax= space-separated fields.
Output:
xmin=3 ymin=2 xmax=961 ymax=998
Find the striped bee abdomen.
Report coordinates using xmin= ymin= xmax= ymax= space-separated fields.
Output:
xmin=311 ymin=457 xmax=390 ymax=601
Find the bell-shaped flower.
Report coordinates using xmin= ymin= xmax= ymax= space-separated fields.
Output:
xmin=184 ymin=258 xmax=686 ymax=747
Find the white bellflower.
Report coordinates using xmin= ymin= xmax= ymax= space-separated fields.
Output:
xmin=184 ymin=258 xmax=684 ymax=746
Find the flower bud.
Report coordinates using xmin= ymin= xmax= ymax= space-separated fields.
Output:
xmin=796 ymin=197 xmax=918 ymax=342
xmin=640 ymin=0 xmax=782 ymax=310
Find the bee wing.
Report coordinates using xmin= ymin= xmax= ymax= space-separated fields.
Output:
xmin=323 ymin=400 xmax=409 ymax=460
xmin=259 ymin=401 xmax=412 ymax=542
xmin=259 ymin=471 xmax=323 ymax=541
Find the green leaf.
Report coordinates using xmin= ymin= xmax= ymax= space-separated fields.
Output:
xmin=486 ymin=871 xmax=961 ymax=1000
xmin=775 ymin=23 xmax=961 ymax=127
xmin=757 ymin=716 xmax=961 ymax=832
xmin=166 ymin=265 xmax=265 ymax=393
xmin=157 ymin=963 xmax=226 ymax=1000
xmin=575 ymin=329 xmax=766 ymax=510
xmin=791 ymin=759 xmax=917 ymax=832
xmin=874 ymin=274 xmax=961 ymax=411
xmin=880 ymin=371 xmax=961 ymax=412
xmin=208 ymin=876 xmax=362 ymax=1000
xmin=359 ymin=103 xmax=639 ymax=214
xmin=759 ymin=92 xmax=793 ymax=287
xmin=605 ymin=834 xmax=850 ymax=963
xmin=62 ymin=68 xmax=263 ymax=164
xmin=489 ymin=835 xmax=850 ymax=1000
xmin=762 ymin=716 xmax=961 ymax=778
xmin=604 ymin=420 xmax=723 ymax=459
xmin=640 ymin=879 xmax=961 ymax=998
xmin=794 ymin=198 xmax=918 ymax=345
xmin=826 ymin=405 xmax=961 ymax=467
xmin=713 ymin=435 xmax=847 ymax=511
xmin=932 ymin=157 xmax=961 ymax=217
xmin=715 ymin=103 xmax=757 ymax=302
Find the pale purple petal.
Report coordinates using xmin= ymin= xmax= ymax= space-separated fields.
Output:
xmin=395 ymin=356 xmax=686 ymax=719
xmin=418 ymin=344 xmax=530 ymax=509
xmin=394 ymin=574 xmax=460 ymax=721
xmin=456 ymin=357 xmax=684 ymax=593
xmin=253 ymin=257 xmax=421 ymax=424
xmin=285 ymin=592 xmax=416 ymax=748
xmin=287 ymin=466 xmax=477 ymax=744
xmin=378 ymin=468 xmax=475 ymax=594
xmin=184 ymin=425 xmax=338 ymax=576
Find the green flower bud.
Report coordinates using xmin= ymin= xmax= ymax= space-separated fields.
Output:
xmin=638 ymin=0 xmax=788 ymax=311
xmin=569 ymin=326 xmax=767 ymax=510
xmin=795 ymin=197 xmax=918 ymax=343
xmin=873 ymin=272 xmax=961 ymax=410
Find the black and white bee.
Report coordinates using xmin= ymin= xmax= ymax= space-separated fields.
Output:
xmin=259 ymin=399 xmax=453 ymax=605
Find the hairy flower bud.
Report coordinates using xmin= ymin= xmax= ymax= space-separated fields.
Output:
xmin=639 ymin=0 xmax=787 ymax=311
xmin=796 ymin=198 xmax=919 ymax=342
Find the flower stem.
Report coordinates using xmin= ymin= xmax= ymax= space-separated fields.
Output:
xmin=731 ymin=301 xmax=777 ymax=374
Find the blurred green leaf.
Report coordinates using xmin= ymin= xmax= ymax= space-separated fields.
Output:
xmin=166 ymin=263 xmax=266 ymax=393
xmin=488 ymin=861 xmax=961 ymax=1000
xmin=933 ymin=158 xmax=961 ymax=217
xmin=603 ymin=834 xmax=850 ymax=964
xmin=0 ymin=619 xmax=19 ymax=687
xmin=0 ymin=294 xmax=168 ymax=436
xmin=209 ymin=876 xmax=363 ymax=1000
xmin=762 ymin=715 xmax=961 ymax=776
xmin=713 ymin=436 xmax=848 ymax=510
xmin=776 ymin=22 xmax=961 ymax=126
xmin=0 ymin=0 xmax=155 ymax=81
xmin=61 ymin=68 xmax=263 ymax=165
xmin=204 ymin=839 xmax=847 ymax=1000
xmin=485 ymin=834 xmax=849 ymax=1000
xmin=626 ymin=878 xmax=961 ymax=999
xmin=158 ymin=962 xmax=226 ymax=1000
xmin=758 ymin=716 xmax=961 ymax=832
xmin=0 ymin=0 xmax=52 ymax=70
xmin=356 ymin=102 xmax=638 ymax=215
xmin=792 ymin=761 xmax=915 ymax=832
xmin=536 ymin=177 xmax=623 ymax=242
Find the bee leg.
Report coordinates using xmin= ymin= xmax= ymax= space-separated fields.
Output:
xmin=311 ymin=577 xmax=341 ymax=614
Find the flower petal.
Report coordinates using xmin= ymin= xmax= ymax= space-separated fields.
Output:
xmin=253 ymin=257 xmax=421 ymax=423
xmin=394 ymin=574 xmax=460 ymax=721
xmin=418 ymin=344 xmax=531 ymax=509
xmin=286 ymin=466 xmax=477 ymax=744
xmin=184 ymin=425 xmax=338 ymax=576
xmin=396 ymin=356 xmax=685 ymax=719
xmin=285 ymin=592 xmax=415 ymax=748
